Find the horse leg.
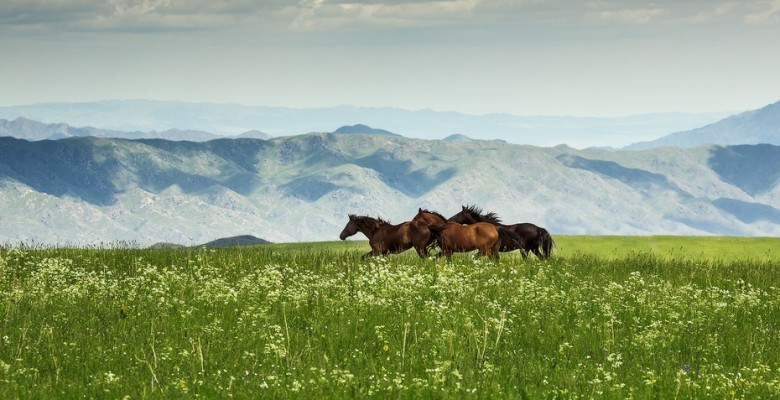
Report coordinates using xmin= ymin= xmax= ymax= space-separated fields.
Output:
xmin=531 ymin=248 xmax=542 ymax=259
xmin=482 ymin=239 xmax=500 ymax=261
xmin=487 ymin=247 xmax=499 ymax=261
xmin=363 ymin=243 xmax=384 ymax=259
xmin=414 ymin=242 xmax=428 ymax=258
xmin=437 ymin=247 xmax=453 ymax=261
xmin=519 ymin=249 xmax=529 ymax=260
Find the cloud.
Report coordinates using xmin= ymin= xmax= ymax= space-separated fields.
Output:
xmin=0 ymin=0 xmax=283 ymax=32
xmin=681 ymin=2 xmax=739 ymax=23
xmin=287 ymin=0 xmax=482 ymax=31
xmin=0 ymin=0 xmax=106 ymax=26
xmin=744 ymin=0 xmax=780 ymax=24
xmin=0 ymin=0 xmax=570 ymax=34
xmin=592 ymin=7 xmax=667 ymax=24
xmin=2 ymin=0 xmax=777 ymax=35
xmin=582 ymin=1 xmax=777 ymax=26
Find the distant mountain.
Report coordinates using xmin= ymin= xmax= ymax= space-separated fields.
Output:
xmin=232 ymin=130 xmax=272 ymax=140
xmin=197 ymin=235 xmax=271 ymax=248
xmin=0 ymin=117 xmax=221 ymax=142
xmin=1 ymin=134 xmax=778 ymax=246
xmin=148 ymin=242 xmax=186 ymax=249
xmin=333 ymin=124 xmax=399 ymax=136
xmin=0 ymin=99 xmax=732 ymax=148
xmin=0 ymin=117 xmax=127 ymax=141
xmin=142 ymin=129 xmax=220 ymax=141
xmin=626 ymin=100 xmax=780 ymax=149
xmin=147 ymin=234 xmax=270 ymax=248
xmin=443 ymin=134 xmax=474 ymax=142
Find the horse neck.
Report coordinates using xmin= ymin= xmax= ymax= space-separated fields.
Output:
xmin=421 ymin=212 xmax=446 ymax=226
xmin=453 ymin=211 xmax=480 ymax=224
xmin=354 ymin=218 xmax=383 ymax=238
xmin=472 ymin=211 xmax=502 ymax=225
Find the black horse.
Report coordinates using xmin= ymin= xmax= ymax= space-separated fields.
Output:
xmin=448 ymin=205 xmax=554 ymax=259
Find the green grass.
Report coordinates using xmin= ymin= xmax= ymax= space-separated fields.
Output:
xmin=1 ymin=237 xmax=780 ymax=398
xmin=554 ymin=235 xmax=780 ymax=262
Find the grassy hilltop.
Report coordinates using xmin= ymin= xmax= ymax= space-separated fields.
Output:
xmin=1 ymin=236 xmax=780 ymax=398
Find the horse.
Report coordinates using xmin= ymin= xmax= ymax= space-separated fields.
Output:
xmin=339 ymin=214 xmax=432 ymax=258
xmin=448 ymin=204 xmax=555 ymax=259
xmin=411 ymin=208 xmax=449 ymax=252
xmin=412 ymin=208 xmax=523 ymax=260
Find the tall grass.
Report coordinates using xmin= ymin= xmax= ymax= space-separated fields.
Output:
xmin=1 ymin=238 xmax=780 ymax=398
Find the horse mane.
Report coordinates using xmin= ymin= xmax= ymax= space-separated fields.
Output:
xmin=418 ymin=208 xmax=447 ymax=221
xmin=462 ymin=204 xmax=502 ymax=224
xmin=350 ymin=214 xmax=391 ymax=230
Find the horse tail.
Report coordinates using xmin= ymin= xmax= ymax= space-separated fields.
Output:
xmin=498 ymin=227 xmax=525 ymax=251
xmin=537 ymin=227 xmax=555 ymax=259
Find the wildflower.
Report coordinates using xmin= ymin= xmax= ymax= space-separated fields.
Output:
xmin=104 ymin=371 xmax=119 ymax=384
xmin=383 ymin=344 xmax=389 ymax=352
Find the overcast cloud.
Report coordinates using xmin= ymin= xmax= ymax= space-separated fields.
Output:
xmin=1 ymin=0 xmax=779 ymax=116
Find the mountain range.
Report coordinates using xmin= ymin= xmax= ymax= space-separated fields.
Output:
xmin=0 ymin=100 xmax=734 ymax=148
xmin=626 ymin=100 xmax=780 ymax=149
xmin=1 ymin=99 xmax=779 ymax=246
xmin=1 ymin=132 xmax=778 ymax=246
xmin=0 ymin=117 xmax=271 ymax=142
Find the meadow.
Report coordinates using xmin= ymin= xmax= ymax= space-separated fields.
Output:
xmin=1 ymin=236 xmax=780 ymax=398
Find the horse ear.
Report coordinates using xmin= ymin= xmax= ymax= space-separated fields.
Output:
xmin=462 ymin=205 xmax=466 ymax=210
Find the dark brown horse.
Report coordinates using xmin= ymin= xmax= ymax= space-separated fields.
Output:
xmin=412 ymin=208 xmax=523 ymax=260
xmin=339 ymin=214 xmax=432 ymax=258
xmin=448 ymin=205 xmax=554 ymax=259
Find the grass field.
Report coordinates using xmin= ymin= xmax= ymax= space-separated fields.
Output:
xmin=1 ymin=236 xmax=780 ymax=398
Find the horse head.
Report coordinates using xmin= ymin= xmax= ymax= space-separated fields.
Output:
xmin=339 ymin=214 xmax=359 ymax=240
xmin=414 ymin=208 xmax=447 ymax=228
xmin=340 ymin=214 xmax=387 ymax=240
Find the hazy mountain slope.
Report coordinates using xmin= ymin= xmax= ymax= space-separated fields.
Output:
xmin=333 ymin=124 xmax=399 ymax=136
xmin=626 ymin=100 xmax=780 ymax=149
xmin=708 ymin=144 xmax=780 ymax=197
xmin=1 ymin=135 xmax=778 ymax=246
xmin=0 ymin=117 xmax=221 ymax=141
xmin=0 ymin=117 xmax=131 ymax=141
xmin=232 ymin=130 xmax=272 ymax=140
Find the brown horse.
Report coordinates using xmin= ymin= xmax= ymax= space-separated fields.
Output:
xmin=412 ymin=208 xmax=448 ymax=252
xmin=448 ymin=205 xmax=554 ymax=259
xmin=339 ymin=214 xmax=432 ymax=258
xmin=413 ymin=208 xmax=522 ymax=260
xmin=413 ymin=208 xmax=448 ymax=229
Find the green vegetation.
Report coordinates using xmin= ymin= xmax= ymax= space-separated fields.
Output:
xmin=2 ymin=237 xmax=780 ymax=398
xmin=555 ymin=235 xmax=780 ymax=262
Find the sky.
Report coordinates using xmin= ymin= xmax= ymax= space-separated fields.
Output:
xmin=1 ymin=0 xmax=780 ymax=117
